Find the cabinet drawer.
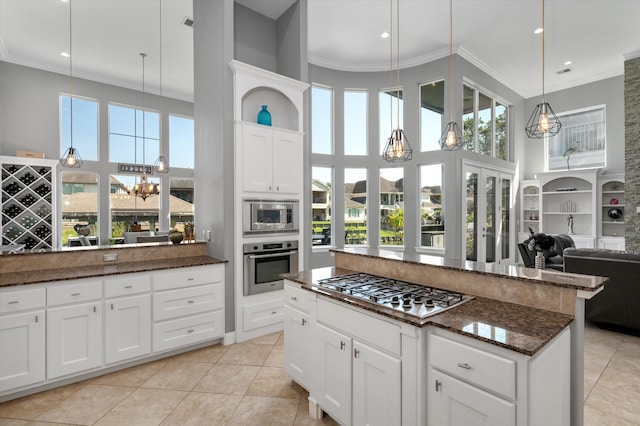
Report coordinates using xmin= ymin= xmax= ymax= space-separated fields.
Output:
xmin=152 ymin=310 xmax=223 ymax=352
xmin=153 ymin=265 xmax=223 ymax=291
xmin=104 ymin=274 xmax=151 ymax=298
xmin=47 ymin=280 xmax=102 ymax=306
xmin=317 ymin=297 xmax=400 ymax=356
xmin=284 ymin=281 xmax=314 ymax=313
xmin=0 ymin=287 xmax=45 ymax=315
xmin=429 ymin=333 xmax=516 ymax=400
xmin=153 ymin=284 xmax=223 ymax=322
xmin=242 ymin=299 xmax=284 ymax=332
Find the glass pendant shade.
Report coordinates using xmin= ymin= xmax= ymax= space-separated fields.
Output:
xmin=525 ymin=102 xmax=562 ymax=138
xmin=154 ymin=155 xmax=169 ymax=173
xmin=60 ymin=146 xmax=83 ymax=168
xmin=439 ymin=121 xmax=464 ymax=151
xmin=383 ymin=129 xmax=413 ymax=162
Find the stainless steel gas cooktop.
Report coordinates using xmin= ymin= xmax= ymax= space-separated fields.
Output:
xmin=315 ymin=272 xmax=473 ymax=319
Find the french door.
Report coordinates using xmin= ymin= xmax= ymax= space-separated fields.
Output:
xmin=463 ymin=164 xmax=514 ymax=264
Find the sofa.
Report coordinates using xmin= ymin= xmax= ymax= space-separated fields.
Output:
xmin=564 ymin=248 xmax=640 ymax=335
xmin=518 ymin=234 xmax=575 ymax=271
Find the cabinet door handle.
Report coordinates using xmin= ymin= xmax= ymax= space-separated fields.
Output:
xmin=435 ymin=380 xmax=442 ymax=392
xmin=8 ymin=300 xmax=19 ymax=304
xmin=187 ymin=277 xmax=195 ymax=281
xmin=124 ymin=285 xmax=133 ymax=289
xmin=457 ymin=362 xmax=471 ymax=370
xmin=271 ymin=311 xmax=277 ymax=315
xmin=290 ymin=296 xmax=298 ymax=301
xmin=35 ymin=314 xmax=39 ymax=323
xmin=354 ymin=349 xmax=360 ymax=358
xmin=188 ymin=329 xmax=194 ymax=333
xmin=269 ymin=185 xmax=272 ymax=191
xmin=111 ymin=303 xmax=114 ymax=310
xmin=71 ymin=292 xmax=80 ymax=296
xmin=93 ymin=306 xmax=97 ymax=313
xmin=276 ymin=186 xmax=280 ymax=191
xmin=188 ymin=300 xmax=195 ymax=304
xmin=340 ymin=341 xmax=345 ymax=350
xmin=301 ymin=318 xmax=307 ymax=326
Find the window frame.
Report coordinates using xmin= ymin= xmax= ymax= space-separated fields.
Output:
xmin=108 ymin=102 xmax=160 ymax=165
xmin=311 ymin=84 xmax=335 ymax=155
xmin=60 ymin=93 xmax=100 ymax=162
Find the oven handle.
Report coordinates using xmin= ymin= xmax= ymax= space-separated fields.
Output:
xmin=247 ymin=250 xmax=298 ymax=260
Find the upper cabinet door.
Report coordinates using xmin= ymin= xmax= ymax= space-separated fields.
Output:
xmin=241 ymin=124 xmax=274 ymax=193
xmin=272 ymin=130 xmax=303 ymax=195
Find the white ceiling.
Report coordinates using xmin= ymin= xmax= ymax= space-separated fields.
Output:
xmin=1 ymin=0 xmax=639 ymax=101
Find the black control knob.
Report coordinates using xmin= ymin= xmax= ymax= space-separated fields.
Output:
xmin=391 ymin=296 xmax=400 ymax=305
xmin=425 ymin=299 xmax=434 ymax=308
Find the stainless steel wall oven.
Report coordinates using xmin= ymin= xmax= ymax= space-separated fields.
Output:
xmin=243 ymin=240 xmax=299 ymax=296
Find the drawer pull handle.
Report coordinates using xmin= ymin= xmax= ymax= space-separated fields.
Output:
xmin=8 ymin=300 xmax=19 ymax=304
xmin=435 ymin=380 xmax=442 ymax=392
xmin=35 ymin=315 xmax=39 ymax=323
xmin=187 ymin=278 xmax=195 ymax=281
xmin=188 ymin=300 xmax=195 ymax=304
xmin=340 ymin=341 xmax=346 ymax=350
xmin=457 ymin=362 xmax=471 ymax=370
xmin=354 ymin=349 xmax=360 ymax=358
xmin=124 ymin=285 xmax=133 ymax=289
xmin=271 ymin=311 xmax=277 ymax=315
xmin=301 ymin=318 xmax=307 ymax=326
xmin=290 ymin=296 xmax=298 ymax=301
xmin=71 ymin=293 xmax=80 ymax=296
xmin=188 ymin=329 xmax=194 ymax=333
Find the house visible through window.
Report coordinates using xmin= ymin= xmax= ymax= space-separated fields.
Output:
xmin=312 ymin=166 xmax=333 ymax=246
xmin=345 ymin=168 xmax=367 ymax=245
xmin=546 ymin=106 xmax=605 ymax=171
xmin=380 ymin=168 xmax=404 ymax=246
xmin=61 ymin=171 xmax=98 ymax=247
xmin=419 ymin=164 xmax=445 ymax=249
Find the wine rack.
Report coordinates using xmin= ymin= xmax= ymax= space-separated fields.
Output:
xmin=1 ymin=156 xmax=58 ymax=250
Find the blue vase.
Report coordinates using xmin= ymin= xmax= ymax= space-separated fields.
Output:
xmin=257 ymin=105 xmax=272 ymax=126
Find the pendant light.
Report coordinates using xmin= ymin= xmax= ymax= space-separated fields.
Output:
xmin=60 ymin=0 xmax=83 ymax=168
xmin=438 ymin=0 xmax=464 ymax=150
xmin=382 ymin=0 xmax=412 ymax=163
xmin=128 ymin=53 xmax=159 ymax=202
xmin=154 ymin=0 xmax=169 ymax=174
xmin=525 ymin=0 xmax=562 ymax=138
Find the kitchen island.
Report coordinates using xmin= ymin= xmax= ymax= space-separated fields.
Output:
xmin=283 ymin=248 xmax=607 ymax=426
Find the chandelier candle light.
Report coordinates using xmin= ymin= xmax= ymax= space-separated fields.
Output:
xmin=60 ymin=0 xmax=83 ymax=168
xmin=525 ymin=0 xmax=562 ymax=138
xmin=382 ymin=0 xmax=412 ymax=163
xmin=439 ymin=0 xmax=464 ymax=150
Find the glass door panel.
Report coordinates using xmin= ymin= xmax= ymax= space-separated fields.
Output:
xmin=465 ymin=171 xmax=478 ymax=261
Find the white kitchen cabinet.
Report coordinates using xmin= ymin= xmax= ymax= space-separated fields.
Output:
xmin=316 ymin=298 xmax=402 ymax=426
xmin=283 ymin=282 xmax=315 ymax=390
xmin=597 ymin=236 xmax=625 ymax=251
xmin=240 ymin=122 xmax=303 ymax=195
xmin=104 ymin=274 xmax=151 ymax=365
xmin=0 ymin=287 xmax=45 ymax=392
xmin=151 ymin=264 xmax=225 ymax=353
xmin=429 ymin=368 xmax=516 ymax=426
xmin=47 ymin=302 xmax=102 ymax=379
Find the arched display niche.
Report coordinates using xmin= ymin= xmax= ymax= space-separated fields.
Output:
xmin=229 ymin=60 xmax=307 ymax=133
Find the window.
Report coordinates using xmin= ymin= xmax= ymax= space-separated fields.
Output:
xmin=169 ymin=178 xmax=194 ymax=231
xmin=312 ymin=166 xmax=333 ymax=246
xmin=109 ymin=104 xmax=159 ymax=164
xmin=169 ymin=115 xmax=194 ymax=169
xmin=344 ymin=90 xmax=368 ymax=155
xmin=420 ymin=81 xmax=445 ymax=152
xmin=463 ymin=84 xmax=509 ymax=160
xmin=380 ymin=168 xmax=403 ymax=245
xmin=379 ymin=89 xmax=404 ymax=155
xmin=61 ymin=172 xmax=99 ymax=247
xmin=345 ymin=168 xmax=367 ymax=245
xmin=312 ymin=85 xmax=333 ymax=155
xmin=546 ymin=106 xmax=605 ymax=171
xmin=60 ymin=95 xmax=99 ymax=161
xmin=419 ymin=164 xmax=444 ymax=248
xmin=109 ymin=174 xmax=159 ymax=240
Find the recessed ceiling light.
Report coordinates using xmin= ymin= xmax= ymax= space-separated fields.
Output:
xmin=564 ymin=60 xmax=573 ymax=66
xmin=61 ymin=52 xmax=70 ymax=57
xmin=381 ymin=32 xmax=390 ymax=39
xmin=534 ymin=28 xmax=543 ymax=35
xmin=60 ymin=0 xmax=69 ymax=2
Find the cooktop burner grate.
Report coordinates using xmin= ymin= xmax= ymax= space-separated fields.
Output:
xmin=315 ymin=273 xmax=472 ymax=319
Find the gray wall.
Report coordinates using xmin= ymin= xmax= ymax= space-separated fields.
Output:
xmin=308 ymin=55 xmax=525 ymax=266
xmin=521 ymin=76 xmax=625 ymax=178
xmin=234 ymin=3 xmax=277 ymax=73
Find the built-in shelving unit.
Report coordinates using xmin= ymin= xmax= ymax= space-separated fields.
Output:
xmin=1 ymin=156 xmax=58 ymax=250
xmin=520 ymin=180 xmax=540 ymax=234
xmin=597 ymin=174 xmax=625 ymax=250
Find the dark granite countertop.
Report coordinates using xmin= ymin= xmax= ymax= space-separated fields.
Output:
xmin=283 ymin=267 xmax=573 ymax=356
xmin=332 ymin=247 xmax=607 ymax=292
xmin=0 ymin=256 xmax=226 ymax=288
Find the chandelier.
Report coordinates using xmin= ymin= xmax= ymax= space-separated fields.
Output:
xmin=525 ymin=0 xmax=562 ymax=138
xmin=382 ymin=0 xmax=412 ymax=163
xmin=60 ymin=0 xmax=83 ymax=168
xmin=127 ymin=53 xmax=159 ymax=202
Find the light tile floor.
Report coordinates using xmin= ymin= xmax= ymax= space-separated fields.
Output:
xmin=0 ymin=323 xmax=638 ymax=425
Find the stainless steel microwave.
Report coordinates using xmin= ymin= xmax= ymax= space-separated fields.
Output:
xmin=242 ymin=199 xmax=299 ymax=235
